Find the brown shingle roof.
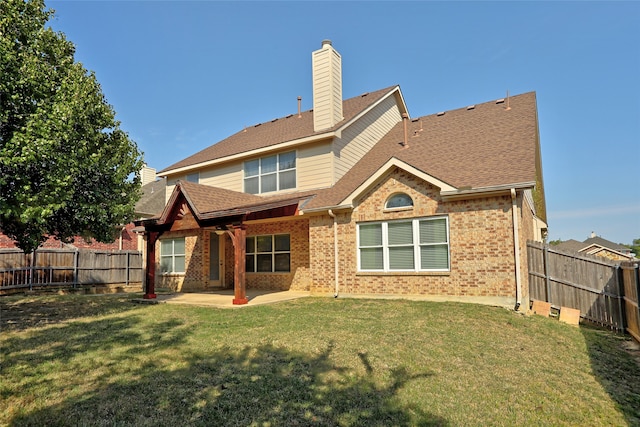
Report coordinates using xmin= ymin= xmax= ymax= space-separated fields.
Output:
xmin=153 ymin=90 xmax=540 ymax=218
xmin=178 ymin=180 xmax=316 ymax=218
xmin=304 ymin=91 xmax=539 ymax=209
xmin=135 ymin=178 xmax=167 ymax=217
xmin=159 ymin=86 xmax=399 ymax=174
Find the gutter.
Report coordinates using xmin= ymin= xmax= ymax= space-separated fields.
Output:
xmin=441 ymin=181 xmax=535 ymax=201
xmin=511 ymin=188 xmax=522 ymax=311
xmin=299 ymin=204 xmax=354 ymax=215
xmin=327 ymin=210 xmax=339 ymax=297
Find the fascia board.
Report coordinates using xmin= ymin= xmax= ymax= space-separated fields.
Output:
xmin=440 ymin=182 xmax=536 ymax=201
xmin=338 ymin=157 xmax=457 ymax=206
xmin=299 ymin=204 xmax=354 ymax=215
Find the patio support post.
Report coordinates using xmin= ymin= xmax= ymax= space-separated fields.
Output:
xmin=144 ymin=231 xmax=159 ymax=299
xmin=228 ymin=225 xmax=248 ymax=305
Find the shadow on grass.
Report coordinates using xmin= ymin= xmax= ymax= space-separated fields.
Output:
xmin=581 ymin=325 xmax=640 ymax=425
xmin=0 ymin=293 xmax=140 ymax=332
xmin=8 ymin=337 xmax=446 ymax=426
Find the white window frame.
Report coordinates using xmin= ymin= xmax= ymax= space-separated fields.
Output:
xmin=244 ymin=151 xmax=296 ymax=194
xmin=385 ymin=193 xmax=414 ymax=209
xmin=245 ymin=234 xmax=291 ymax=273
xmin=357 ymin=216 xmax=450 ymax=272
xmin=160 ymin=237 xmax=186 ymax=274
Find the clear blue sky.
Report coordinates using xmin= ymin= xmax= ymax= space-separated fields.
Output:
xmin=47 ymin=1 xmax=639 ymax=245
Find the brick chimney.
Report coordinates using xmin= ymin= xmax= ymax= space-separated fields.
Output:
xmin=312 ymin=40 xmax=343 ymax=132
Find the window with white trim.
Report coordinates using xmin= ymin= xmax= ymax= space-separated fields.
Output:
xmin=244 ymin=151 xmax=296 ymax=194
xmin=245 ymin=234 xmax=291 ymax=273
xmin=160 ymin=238 xmax=186 ymax=273
xmin=358 ymin=217 xmax=449 ymax=271
xmin=385 ymin=193 xmax=413 ymax=209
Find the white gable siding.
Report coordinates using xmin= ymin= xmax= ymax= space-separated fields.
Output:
xmin=163 ymin=142 xmax=334 ymax=200
xmin=333 ymin=95 xmax=402 ymax=181
xmin=297 ymin=141 xmax=333 ymax=190
xmin=199 ymin=163 xmax=243 ymax=192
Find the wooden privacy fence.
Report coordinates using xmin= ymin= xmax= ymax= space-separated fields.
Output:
xmin=527 ymin=241 xmax=640 ymax=337
xmin=0 ymin=248 xmax=143 ymax=292
xmin=621 ymin=262 xmax=640 ymax=342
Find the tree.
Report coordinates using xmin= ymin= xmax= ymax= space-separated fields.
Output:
xmin=629 ymin=238 xmax=640 ymax=258
xmin=0 ymin=0 xmax=143 ymax=253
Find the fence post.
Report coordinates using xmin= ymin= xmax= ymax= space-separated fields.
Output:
xmin=543 ymin=244 xmax=551 ymax=304
xmin=615 ymin=265 xmax=625 ymax=332
xmin=28 ymin=250 xmax=36 ymax=291
xmin=73 ymin=250 xmax=79 ymax=288
xmin=126 ymin=251 xmax=130 ymax=286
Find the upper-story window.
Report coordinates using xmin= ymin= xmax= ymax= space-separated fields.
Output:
xmin=244 ymin=151 xmax=296 ymax=194
xmin=186 ymin=172 xmax=199 ymax=183
xmin=385 ymin=193 xmax=413 ymax=209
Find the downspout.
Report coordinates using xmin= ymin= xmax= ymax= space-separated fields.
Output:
xmin=328 ymin=209 xmax=339 ymax=297
xmin=511 ymin=188 xmax=522 ymax=311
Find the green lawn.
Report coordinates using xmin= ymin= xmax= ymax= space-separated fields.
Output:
xmin=1 ymin=294 xmax=639 ymax=426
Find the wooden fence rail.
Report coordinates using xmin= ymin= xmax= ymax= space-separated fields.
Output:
xmin=0 ymin=248 xmax=143 ymax=292
xmin=527 ymin=241 xmax=640 ymax=337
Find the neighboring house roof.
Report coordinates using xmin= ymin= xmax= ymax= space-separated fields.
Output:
xmin=554 ymin=239 xmax=587 ymax=252
xmin=135 ymin=177 xmax=167 ymax=218
xmin=582 ymin=236 xmax=632 ymax=254
xmin=554 ymin=236 xmax=635 ymax=260
xmin=159 ymin=86 xmax=401 ymax=175
xmin=304 ymin=92 xmax=539 ymax=210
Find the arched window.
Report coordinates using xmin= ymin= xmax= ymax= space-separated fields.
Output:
xmin=385 ymin=193 xmax=413 ymax=209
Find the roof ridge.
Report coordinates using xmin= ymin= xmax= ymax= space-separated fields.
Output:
xmin=158 ymin=85 xmax=400 ymax=175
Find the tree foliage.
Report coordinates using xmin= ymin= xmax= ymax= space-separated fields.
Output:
xmin=0 ymin=0 xmax=143 ymax=253
xmin=628 ymin=238 xmax=640 ymax=258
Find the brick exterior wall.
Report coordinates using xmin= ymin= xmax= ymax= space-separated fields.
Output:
xmin=241 ymin=219 xmax=311 ymax=291
xmin=151 ymin=168 xmax=536 ymax=304
xmin=155 ymin=218 xmax=311 ymax=292
xmin=155 ymin=229 xmax=204 ymax=292
xmin=309 ymin=168 xmax=525 ymax=303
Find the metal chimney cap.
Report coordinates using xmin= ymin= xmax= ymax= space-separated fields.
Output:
xmin=321 ymin=39 xmax=332 ymax=47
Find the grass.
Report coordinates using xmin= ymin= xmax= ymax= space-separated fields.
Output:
xmin=1 ymin=293 xmax=639 ymax=426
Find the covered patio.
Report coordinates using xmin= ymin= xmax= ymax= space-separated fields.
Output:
xmin=135 ymin=181 xmax=313 ymax=305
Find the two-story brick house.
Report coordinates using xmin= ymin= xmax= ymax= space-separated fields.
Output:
xmin=137 ymin=40 xmax=547 ymax=309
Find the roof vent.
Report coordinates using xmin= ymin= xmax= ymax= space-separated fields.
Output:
xmin=467 ymin=105 xmax=475 ymax=110
xmin=361 ymin=92 xmax=369 ymax=97
xmin=436 ymin=111 xmax=445 ymax=116
xmin=496 ymin=98 xmax=505 ymax=104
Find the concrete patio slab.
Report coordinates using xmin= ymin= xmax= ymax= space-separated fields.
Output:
xmin=149 ymin=289 xmax=311 ymax=308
